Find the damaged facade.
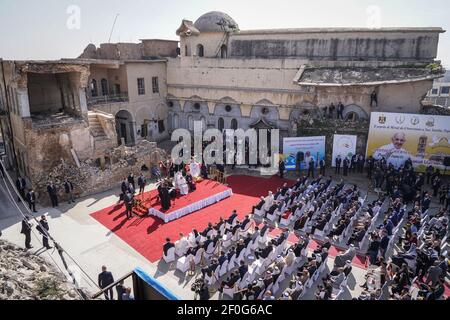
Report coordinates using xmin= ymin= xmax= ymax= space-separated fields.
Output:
xmin=0 ymin=11 xmax=446 ymax=202
xmin=167 ymin=12 xmax=445 ymax=139
xmin=0 ymin=39 xmax=175 ymax=202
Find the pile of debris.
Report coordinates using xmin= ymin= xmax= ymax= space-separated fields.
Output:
xmin=0 ymin=240 xmax=80 ymax=300
xmin=31 ymin=140 xmax=168 ymax=203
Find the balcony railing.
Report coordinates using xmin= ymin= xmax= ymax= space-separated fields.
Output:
xmin=87 ymin=93 xmax=129 ymax=107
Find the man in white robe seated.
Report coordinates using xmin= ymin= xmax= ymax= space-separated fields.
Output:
xmin=175 ymin=172 xmax=189 ymax=196
xmin=189 ymin=159 xmax=202 ymax=180
xmin=175 ymin=233 xmax=189 ymax=256
xmin=264 ymin=191 xmax=274 ymax=211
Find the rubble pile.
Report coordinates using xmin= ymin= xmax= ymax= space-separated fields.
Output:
xmin=0 ymin=240 xmax=80 ymax=300
xmin=32 ymin=140 xmax=168 ymax=203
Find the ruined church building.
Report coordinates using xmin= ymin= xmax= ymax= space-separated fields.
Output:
xmin=0 ymin=11 xmax=446 ymax=196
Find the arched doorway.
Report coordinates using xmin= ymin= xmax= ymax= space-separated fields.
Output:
xmin=115 ymin=110 xmax=135 ymax=146
xmin=173 ymin=113 xmax=180 ymax=130
xmin=220 ymin=45 xmax=227 ymax=58
xmin=231 ymin=118 xmax=238 ymax=130
xmin=187 ymin=115 xmax=194 ymax=131
xmin=218 ymin=118 xmax=225 ymax=131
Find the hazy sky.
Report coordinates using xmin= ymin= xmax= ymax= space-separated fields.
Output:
xmin=0 ymin=0 xmax=449 ymax=66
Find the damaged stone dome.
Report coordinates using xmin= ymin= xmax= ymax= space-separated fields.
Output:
xmin=194 ymin=11 xmax=239 ymax=32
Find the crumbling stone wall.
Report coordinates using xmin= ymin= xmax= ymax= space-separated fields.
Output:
xmin=31 ymin=140 xmax=167 ymax=204
xmin=296 ymin=118 xmax=370 ymax=164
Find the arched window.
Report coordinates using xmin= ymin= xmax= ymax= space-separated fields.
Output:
xmin=101 ymin=79 xmax=108 ymax=96
xmin=218 ymin=117 xmax=224 ymax=131
xmin=200 ymin=116 xmax=207 ymax=131
xmin=197 ymin=44 xmax=204 ymax=57
xmin=173 ymin=113 xmax=179 ymax=129
xmin=90 ymin=79 xmax=98 ymax=97
xmin=220 ymin=45 xmax=227 ymax=59
xmin=231 ymin=119 xmax=238 ymax=130
xmin=188 ymin=115 xmax=194 ymax=131
xmin=185 ymin=45 xmax=189 ymax=56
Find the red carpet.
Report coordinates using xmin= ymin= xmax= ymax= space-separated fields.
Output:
xmin=91 ymin=175 xmax=291 ymax=262
xmin=140 ymin=179 xmax=230 ymax=214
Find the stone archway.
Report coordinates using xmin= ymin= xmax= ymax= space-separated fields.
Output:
xmin=115 ymin=110 xmax=136 ymax=146
xmin=343 ymin=104 xmax=369 ymax=121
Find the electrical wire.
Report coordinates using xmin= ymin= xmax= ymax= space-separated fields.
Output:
xmin=0 ymin=159 xmax=101 ymax=299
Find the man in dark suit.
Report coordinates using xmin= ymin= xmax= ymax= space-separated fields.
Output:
xmin=260 ymin=223 xmax=269 ymax=237
xmin=47 ymin=182 xmax=58 ymax=208
xmin=127 ymin=173 xmax=136 ymax=191
xmin=98 ymin=266 xmax=115 ymax=300
xmin=238 ymin=261 xmax=248 ymax=278
xmin=241 ymin=215 xmax=251 ymax=231
xmin=252 ymin=197 xmax=265 ymax=214
xmin=279 ymin=159 xmax=285 ymax=179
xmin=335 ymin=155 xmax=342 ymax=174
xmin=226 ymin=211 xmax=238 ymax=225
xmin=64 ymin=179 xmax=75 ymax=204
xmin=26 ymin=189 xmax=37 ymax=212
xmin=16 ymin=176 xmax=26 ymax=202
xmin=138 ymin=174 xmax=146 ymax=195
xmin=21 ymin=216 xmax=33 ymax=249
xmin=421 ymin=193 xmax=431 ymax=214
xmin=308 ymin=158 xmax=315 ymax=178
xmin=266 ymin=202 xmax=279 ymax=218
xmin=218 ymin=251 xmax=227 ymax=266
xmin=163 ymin=238 xmax=175 ymax=256
xmin=343 ymin=158 xmax=349 ymax=176
xmin=319 ymin=158 xmax=326 ymax=176
xmin=124 ymin=192 xmax=134 ymax=219
xmin=36 ymin=215 xmax=51 ymax=249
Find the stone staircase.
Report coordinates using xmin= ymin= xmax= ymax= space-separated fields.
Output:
xmin=88 ymin=111 xmax=108 ymax=139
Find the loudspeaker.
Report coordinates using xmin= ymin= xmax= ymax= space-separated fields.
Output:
xmin=297 ymin=151 xmax=304 ymax=162
xmin=444 ymin=156 xmax=450 ymax=167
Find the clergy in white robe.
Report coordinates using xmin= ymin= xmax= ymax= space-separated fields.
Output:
xmin=175 ymin=233 xmax=189 ymax=256
xmin=175 ymin=172 xmax=189 ymax=195
xmin=189 ymin=160 xmax=201 ymax=179
xmin=264 ymin=191 xmax=274 ymax=211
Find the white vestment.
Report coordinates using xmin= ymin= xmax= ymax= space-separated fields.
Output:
xmin=175 ymin=172 xmax=189 ymax=195
xmin=372 ymin=143 xmax=413 ymax=169
xmin=189 ymin=162 xmax=201 ymax=178
xmin=175 ymin=237 xmax=189 ymax=256
xmin=264 ymin=193 xmax=274 ymax=210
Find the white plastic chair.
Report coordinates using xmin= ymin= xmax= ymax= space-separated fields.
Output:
xmin=228 ymin=254 xmax=237 ymax=272
xmin=176 ymin=256 xmax=190 ymax=273
xmin=222 ymin=285 xmax=236 ymax=299
xmin=163 ymin=247 xmax=176 ymax=264
xmin=219 ymin=260 xmax=229 ymax=278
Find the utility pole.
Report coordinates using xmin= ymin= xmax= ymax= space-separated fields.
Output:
xmin=108 ymin=14 xmax=120 ymax=43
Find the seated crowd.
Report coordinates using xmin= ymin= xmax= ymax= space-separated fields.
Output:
xmin=161 ymin=158 xmax=449 ymax=300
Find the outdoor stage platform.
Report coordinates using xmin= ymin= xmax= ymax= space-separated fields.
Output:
xmin=147 ymin=180 xmax=233 ymax=223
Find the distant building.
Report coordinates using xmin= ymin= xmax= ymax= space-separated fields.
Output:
xmin=425 ymin=70 xmax=450 ymax=108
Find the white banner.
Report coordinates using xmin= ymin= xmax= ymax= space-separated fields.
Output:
xmin=332 ymin=135 xmax=357 ymax=167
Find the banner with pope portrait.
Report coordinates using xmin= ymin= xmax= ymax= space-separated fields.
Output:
xmin=366 ymin=112 xmax=450 ymax=173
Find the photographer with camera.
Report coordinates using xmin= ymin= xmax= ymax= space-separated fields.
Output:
xmin=192 ymin=277 xmax=210 ymax=300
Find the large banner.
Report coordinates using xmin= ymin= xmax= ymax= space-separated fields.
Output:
xmin=283 ymin=136 xmax=326 ymax=171
xmin=332 ymin=135 xmax=357 ymax=167
xmin=367 ymin=112 xmax=450 ymax=173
